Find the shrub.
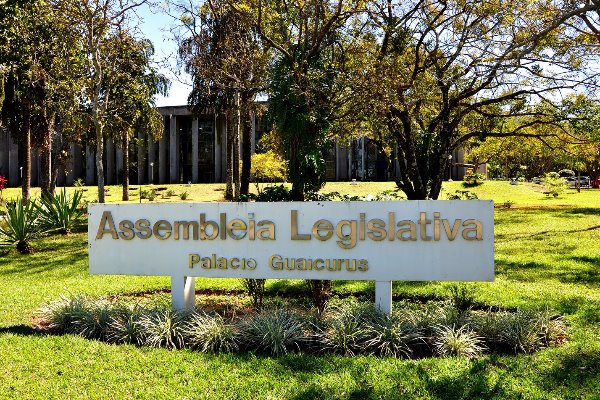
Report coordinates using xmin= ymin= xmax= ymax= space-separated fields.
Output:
xmin=447 ymin=190 xmax=479 ymax=200
xmin=433 ymin=324 xmax=485 ymax=358
xmin=179 ymin=191 xmax=189 ymax=200
xmin=0 ymin=197 xmax=42 ymax=253
xmin=543 ymin=173 xmax=567 ymax=197
xmin=166 ymin=189 xmax=176 ymax=197
xmin=242 ymin=308 xmax=307 ymax=355
xmin=251 ymin=151 xmax=287 ymax=183
xmin=138 ymin=309 xmax=188 ymax=349
xmin=184 ymin=312 xmax=238 ymax=353
xmin=0 ymin=175 xmax=6 ymax=199
xmin=447 ymin=283 xmax=478 ymax=313
xmin=241 ymin=278 xmax=266 ymax=309
xmin=35 ymin=188 xmax=84 ymax=234
xmin=463 ymin=172 xmax=485 ymax=187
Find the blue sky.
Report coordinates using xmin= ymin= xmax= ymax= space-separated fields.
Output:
xmin=135 ymin=2 xmax=191 ymax=107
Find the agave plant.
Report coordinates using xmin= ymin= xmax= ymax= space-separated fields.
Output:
xmin=35 ymin=188 xmax=84 ymax=234
xmin=0 ymin=197 xmax=42 ymax=253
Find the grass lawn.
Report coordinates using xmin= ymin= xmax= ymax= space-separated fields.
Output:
xmin=0 ymin=181 xmax=599 ymax=399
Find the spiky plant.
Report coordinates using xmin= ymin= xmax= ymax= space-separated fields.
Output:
xmin=315 ymin=302 xmax=378 ymax=356
xmin=107 ymin=304 xmax=146 ymax=345
xmin=39 ymin=295 xmax=92 ymax=333
xmin=243 ymin=308 xmax=307 ymax=356
xmin=35 ymin=188 xmax=84 ymax=234
xmin=138 ymin=309 xmax=188 ymax=349
xmin=73 ymin=300 xmax=114 ymax=340
xmin=433 ymin=324 xmax=485 ymax=358
xmin=363 ymin=313 xmax=421 ymax=358
xmin=184 ymin=312 xmax=238 ymax=353
xmin=0 ymin=197 xmax=42 ymax=253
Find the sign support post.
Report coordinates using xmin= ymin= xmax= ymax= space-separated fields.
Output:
xmin=375 ymin=281 xmax=393 ymax=315
xmin=171 ymin=276 xmax=195 ymax=310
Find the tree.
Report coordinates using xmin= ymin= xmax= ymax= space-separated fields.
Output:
xmin=247 ymin=0 xmax=362 ymax=200
xmin=174 ymin=0 xmax=269 ymax=198
xmin=104 ymin=34 xmax=168 ymax=201
xmin=355 ymin=0 xmax=600 ymax=199
xmin=60 ymin=0 xmax=150 ymax=203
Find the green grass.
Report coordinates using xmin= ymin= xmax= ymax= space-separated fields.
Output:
xmin=1 ymin=181 xmax=600 ymax=399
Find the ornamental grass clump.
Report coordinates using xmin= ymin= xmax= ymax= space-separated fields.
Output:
xmin=184 ymin=312 xmax=239 ymax=353
xmin=473 ymin=309 xmax=564 ymax=354
xmin=73 ymin=300 xmax=114 ymax=340
xmin=107 ymin=304 xmax=146 ymax=345
xmin=138 ymin=309 xmax=189 ymax=349
xmin=242 ymin=308 xmax=307 ymax=356
xmin=433 ymin=324 xmax=485 ymax=358
xmin=362 ymin=312 xmax=422 ymax=358
xmin=39 ymin=295 xmax=93 ymax=334
xmin=315 ymin=301 xmax=378 ymax=356
xmin=35 ymin=188 xmax=84 ymax=235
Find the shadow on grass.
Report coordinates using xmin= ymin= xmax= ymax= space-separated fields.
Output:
xmin=497 ymin=259 xmax=600 ymax=287
xmin=539 ymin=348 xmax=600 ymax=391
xmin=0 ymin=324 xmax=49 ymax=337
xmin=417 ymin=358 xmax=510 ymax=399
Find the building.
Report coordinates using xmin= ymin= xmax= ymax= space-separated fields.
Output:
xmin=0 ymin=105 xmax=482 ymax=188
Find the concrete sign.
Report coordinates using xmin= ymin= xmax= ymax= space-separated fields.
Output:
xmin=88 ymin=201 xmax=494 ymax=312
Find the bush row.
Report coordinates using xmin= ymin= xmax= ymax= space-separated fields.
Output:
xmin=39 ymin=296 xmax=566 ymax=358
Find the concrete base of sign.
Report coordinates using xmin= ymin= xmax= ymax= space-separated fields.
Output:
xmin=375 ymin=281 xmax=392 ymax=315
xmin=171 ymin=276 xmax=195 ymax=310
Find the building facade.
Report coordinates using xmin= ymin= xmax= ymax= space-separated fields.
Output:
xmin=0 ymin=105 xmax=481 ymax=188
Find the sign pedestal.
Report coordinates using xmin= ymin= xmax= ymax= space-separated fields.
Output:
xmin=171 ymin=276 xmax=195 ymax=310
xmin=375 ymin=281 xmax=392 ymax=315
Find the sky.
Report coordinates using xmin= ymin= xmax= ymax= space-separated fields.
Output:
xmin=134 ymin=2 xmax=191 ymax=107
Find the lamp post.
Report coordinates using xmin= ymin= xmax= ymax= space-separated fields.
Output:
xmin=149 ymin=162 xmax=154 ymax=184
xmin=448 ymin=154 xmax=453 ymax=181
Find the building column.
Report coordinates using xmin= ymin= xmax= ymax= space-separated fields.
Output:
xmin=192 ymin=118 xmax=199 ymax=183
xmin=9 ymin=134 xmax=19 ymax=187
xmin=85 ymin=144 xmax=95 ymax=185
xmin=106 ymin=138 xmax=115 ymax=185
xmin=214 ymin=115 xmax=222 ymax=182
xmin=220 ymin=117 xmax=227 ymax=183
xmin=115 ymin=144 xmax=123 ymax=185
xmin=137 ymin=131 xmax=146 ymax=184
xmin=148 ymin=135 xmax=155 ymax=184
xmin=66 ymin=144 xmax=76 ymax=186
xmin=159 ymin=133 xmax=167 ymax=184
xmin=169 ymin=115 xmax=178 ymax=183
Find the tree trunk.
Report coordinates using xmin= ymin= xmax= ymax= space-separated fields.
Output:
xmin=21 ymin=123 xmax=31 ymax=204
xmin=122 ymin=134 xmax=129 ymax=201
xmin=225 ymin=114 xmax=233 ymax=200
xmin=96 ymin=125 xmax=105 ymax=203
xmin=233 ymin=94 xmax=241 ymax=199
xmin=240 ymin=99 xmax=252 ymax=196
xmin=40 ymin=128 xmax=52 ymax=199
